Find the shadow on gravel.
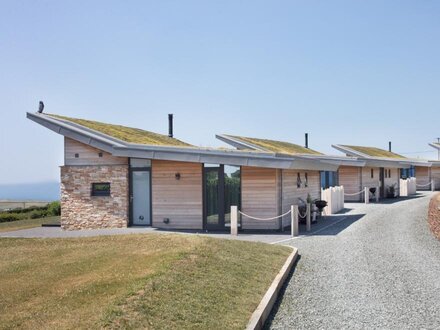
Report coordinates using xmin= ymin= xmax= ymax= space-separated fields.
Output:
xmin=263 ymin=254 xmax=301 ymax=329
xmin=376 ymin=194 xmax=425 ymax=205
xmin=298 ymin=213 xmax=366 ymax=236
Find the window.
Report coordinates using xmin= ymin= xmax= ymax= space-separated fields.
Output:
xmin=304 ymin=173 xmax=308 ymax=187
xmin=388 ymin=169 xmax=391 ymax=177
xmin=91 ymin=182 xmax=111 ymax=196
xmin=297 ymin=173 xmax=301 ymax=188
xmin=385 ymin=169 xmax=388 ymax=178
xmin=371 ymin=169 xmax=374 ymax=178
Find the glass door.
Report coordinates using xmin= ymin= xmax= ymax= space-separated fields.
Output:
xmin=204 ymin=166 xmax=223 ymax=230
xmin=204 ymin=164 xmax=241 ymax=231
xmin=130 ymin=169 xmax=151 ymax=226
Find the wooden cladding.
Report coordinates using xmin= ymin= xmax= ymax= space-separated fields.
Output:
xmin=64 ymin=137 xmax=127 ymax=166
xmin=416 ymin=166 xmax=431 ymax=190
xmin=241 ymin=167 xmax=321 ymax=230
xmin=339 ymin=166 xmax=362 ymax=201
xmin=241 ymin=167 xmax=279 ymax=230
xmin=152 ymin=160 xmax=203 ymax=229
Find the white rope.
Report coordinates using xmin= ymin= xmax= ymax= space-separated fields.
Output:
xmin=344 ymin=190 xmax=364 ymax=196
xmin=416 ymin=182 xmax=432 ymax=187
xmin=238 ymin=209 xmax=291 ymax=221
xmin=298 ymin=209 xmax=308 ymax=218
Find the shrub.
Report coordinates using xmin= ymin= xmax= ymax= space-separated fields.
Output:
xmin=29 ymin=210 xmax=48 ymax=219
xmin=0 ymin=213 xmax=21 ymax=223
xmin=47 ymin=201 xmax=61 ymax=216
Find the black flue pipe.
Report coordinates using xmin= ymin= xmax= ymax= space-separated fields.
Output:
xmin=305 ymin=133 xmax=309 ymax=148
xmin=168 ymin=114 xmax=173 ymax=138
xmin=389 ymin=141 xmax=392 ymax=152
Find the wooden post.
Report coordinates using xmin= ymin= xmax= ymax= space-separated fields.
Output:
xmin=364 ymin=187 xmax=369 ymax=204
xmin=306 ymin=203 xmax=311 ymax=232
xmin=376 ymin=186 xmax=380 ymax=202
xmin=231 ymin=205 xmax=238 ymax=236
xmin=291 ymin=205 xmax=299 ymax=237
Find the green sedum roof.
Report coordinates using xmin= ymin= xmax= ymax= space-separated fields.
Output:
xmin=342 ymin=145 xmax=406 ymax=159
xmin=48 ymin=114 xmax=193 ymax=147
xmin=225 ymin=135 xmax=323 ymax=155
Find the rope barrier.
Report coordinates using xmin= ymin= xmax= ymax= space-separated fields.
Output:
xmin=238 ymin=209 xmax=291 ymax=221
xmin=344 ymin=190 xmax=364 ymax=196
xmin=416 ymin=182 xmax=432 ymax=187
xmin=298 ymin=209 xmax=308 ymax=218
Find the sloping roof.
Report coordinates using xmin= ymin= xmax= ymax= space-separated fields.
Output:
xmin=429 ymin=142 xmax=440 ymax=150
xmin=28 ymin=112 xmax=353 ymax=171
xmin=338 ymin=145 xmax=406 ymax=159
xmin=217 ymin=134 xmax=323 ymax=155
xmin=47 ymin=114 xmax=192 ymax=147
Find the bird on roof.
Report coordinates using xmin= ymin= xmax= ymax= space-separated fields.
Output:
xmin=38 ymin=101 xmax=44 ymax=113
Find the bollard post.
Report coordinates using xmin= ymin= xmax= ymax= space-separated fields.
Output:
xmin=376 ymin=186 xmax=380 ymax=202
xmin=306 ymin=203 xmax=311 ymax=232
xmin=231 ymin=205 xmax=238 ymax=236
xmin=291 ymin=205 xmax=299 ymax=237
xmin=364 ymin=187 xmax=369 ymax=204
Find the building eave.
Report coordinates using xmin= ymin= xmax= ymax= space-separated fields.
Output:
xmin=27 ymin=112 xmax=339 ymax=171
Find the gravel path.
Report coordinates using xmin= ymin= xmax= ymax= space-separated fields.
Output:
xmin=267 ymin=192 xmax=440 ymax=329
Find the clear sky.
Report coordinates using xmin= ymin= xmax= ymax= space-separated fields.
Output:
xmin=1 ymin=0 xmax=439 ymax=185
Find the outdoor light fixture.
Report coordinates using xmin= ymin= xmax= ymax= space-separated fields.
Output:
xmin=163 ymin=218 xmax=170 ymax=224
xmin=175 ymin=173 xmax=181 ymax=180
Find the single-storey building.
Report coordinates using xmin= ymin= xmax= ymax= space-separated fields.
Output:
xmin=428 ymin=142 xmax=440 ymax=190
xmin=28 ymin=112 xmax=360 ymax=231
xmin=332 ymin=144 xmax=431 ymax=201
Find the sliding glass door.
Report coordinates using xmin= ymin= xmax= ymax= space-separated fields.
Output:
xmin=204 ymin=164 xmax=241 ymax=231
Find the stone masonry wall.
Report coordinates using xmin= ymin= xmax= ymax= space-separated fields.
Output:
xmin=60 ymin=165 xmax=129 ymax=230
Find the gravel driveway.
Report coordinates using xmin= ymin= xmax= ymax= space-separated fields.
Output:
xmin=267 ymin=192 xmax=440 ymax=329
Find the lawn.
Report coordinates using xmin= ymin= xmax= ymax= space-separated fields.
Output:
xmin=0 ymin=216 xmax=60 ymax=232
xmin=0 ymin=234 xmax=291 ymax=329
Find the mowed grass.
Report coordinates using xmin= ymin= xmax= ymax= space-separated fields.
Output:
xmin=0 ymin=216 xmax=60 ymax=232
xmin=0 ymin=234 xmax=291 ymax=329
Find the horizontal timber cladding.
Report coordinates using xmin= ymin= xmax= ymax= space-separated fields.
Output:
xmin=384 ymin=168 xmax=400 ymax=194
xmin=151 ymin=160 xmax=203 ymax=229
xmin=415 ymin=166 xmax=431 ymax=190
xmin=432 ymin=166 xmax=440 ymax=190
xmin=64 ymin=137 xmax=128 ymax=166
xmin=361 ymin=167 xmax=381 ymax=196
xmin=339 ymin=166 xmax=362 ymax=202
xmin=281 ymin=170 xmax=321 ymax=226
xmin=241 ymin=166 xmax=280 ymax=230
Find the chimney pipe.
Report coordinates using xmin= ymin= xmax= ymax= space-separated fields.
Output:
xmin=168 ymin=114 xmax=173 ymax=138
xmin=305 ymin=133 xmax=309 ymax=149
xmin=388 ymin=141 xmax=392 ymax=152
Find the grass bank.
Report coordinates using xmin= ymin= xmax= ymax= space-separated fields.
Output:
xmin=428 ymin=193 xmax=440 ymax=240
xmin=0 ymin=216 xmax=60 ymax=232
xmin=0 ymin=234 xmax=291 ymax=329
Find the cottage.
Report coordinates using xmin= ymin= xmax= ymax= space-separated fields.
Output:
xmin=332 ymin=144 xmax=431 ymax=200
xmin=28 ymin=112 xmax=357 ymax=231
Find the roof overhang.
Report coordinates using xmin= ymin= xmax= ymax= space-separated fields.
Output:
xmin=332 ymin=144 xmax=431 ymax=168
xmin=27 ymin=112 xmax=341 ymax=171
xmin=429 ymin=143 xmax=440 ymax=151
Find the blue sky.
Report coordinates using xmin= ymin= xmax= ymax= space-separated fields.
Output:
xmin=1 ymin=0 xmax=439 ymax=185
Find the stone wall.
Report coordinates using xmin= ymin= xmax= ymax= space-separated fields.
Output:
xmin=60 ymin=165 xmax=129 ymax=230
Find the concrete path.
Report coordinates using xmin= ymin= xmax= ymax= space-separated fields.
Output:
xmin=267 ymin=192 xmax=440 ymax=329
xmin=0 ymin=210 xmax=358 ymax=244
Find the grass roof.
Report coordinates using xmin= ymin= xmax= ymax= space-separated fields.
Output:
xmin=47 ymin=114 xmax=192 ymax=147
xmin=225 ymin=135 xmax=323 ymax=155
xmin=342 ymin=145 xmax=406 ymax=159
